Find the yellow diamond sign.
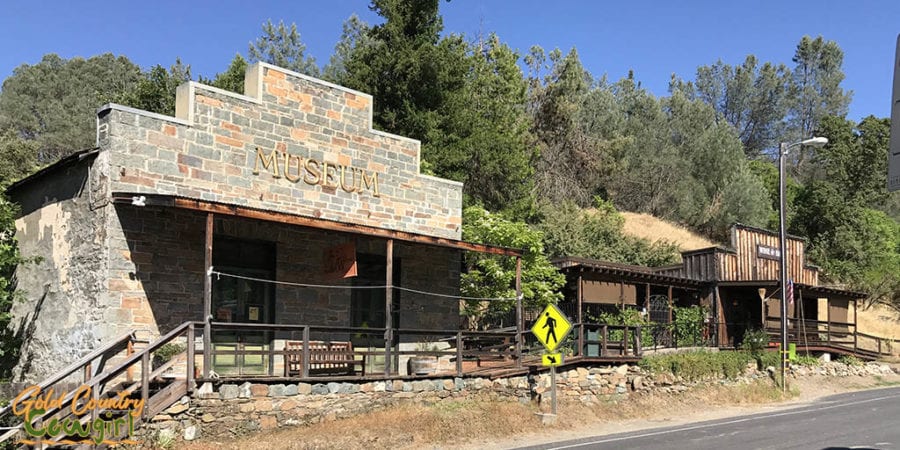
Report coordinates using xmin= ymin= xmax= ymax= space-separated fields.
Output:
xmin=542 ymin=352 xmax=563 ymax=367
xmin=531 ymin=303 xmax=572 ymax=352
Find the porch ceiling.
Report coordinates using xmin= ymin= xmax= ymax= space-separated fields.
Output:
xmin=111 ymin=192 xmax=523 ymax=257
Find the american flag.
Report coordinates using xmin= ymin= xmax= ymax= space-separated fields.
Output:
xmin=787 ymin=279 xmax=794 ymax=306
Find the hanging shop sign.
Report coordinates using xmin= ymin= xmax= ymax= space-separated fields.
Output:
xmin=323 ymin=242 xmax=358 ymax=280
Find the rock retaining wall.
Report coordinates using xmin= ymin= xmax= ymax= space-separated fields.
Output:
xmin=143 ymin=361 xmax=897 ymax=444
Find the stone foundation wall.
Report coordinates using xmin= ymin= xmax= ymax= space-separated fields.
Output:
xmin=142 ymin=360 xmax=898 ymax=444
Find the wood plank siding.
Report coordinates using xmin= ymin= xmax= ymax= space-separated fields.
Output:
xmin=654 ymin=224 xmax=817 ymax=285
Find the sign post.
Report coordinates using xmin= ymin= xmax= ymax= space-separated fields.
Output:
xmin=531 ymin=304 xmax=573 ymax=418
xmin=890 ymin=33 xmax=900 ymax=192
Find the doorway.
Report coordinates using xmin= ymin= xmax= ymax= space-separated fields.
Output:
xmin=350 ymin=253 xmax=401 ymax=373
xmin=211 ymin=237 xmax=275 ymax=376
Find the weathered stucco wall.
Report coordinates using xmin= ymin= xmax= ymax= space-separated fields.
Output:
xmin=8 ymin=155 xmax=113 ymax=382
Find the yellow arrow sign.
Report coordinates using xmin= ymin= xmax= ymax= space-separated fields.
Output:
xmin=531 ymin=303 xmax=573 ymax=352
xmin=542 ymin=352 xmax=563 ymax=367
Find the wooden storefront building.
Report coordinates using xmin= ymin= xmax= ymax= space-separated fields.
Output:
xmin=555 ymin=224 xmax=871 ymax=355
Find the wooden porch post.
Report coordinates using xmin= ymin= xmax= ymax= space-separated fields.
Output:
xmin=715 ymin=286 xmax=726 ymax=347
xmin=576 ymin=271 xmax=583 ymax=357
xmin=384 ymin=239 xmax=394 ymax=377
xmin=515 ymin=256 xmax=522 ymax=368
xmin=853 ymin=297 xmax=858 ymax=352
xmin=202 ymin=213 xmax=213 ymax=379
xmin=667 ymin=286 xmax=673 ymax=345
xmin=644 ymin=284 xmax=650 ymax=311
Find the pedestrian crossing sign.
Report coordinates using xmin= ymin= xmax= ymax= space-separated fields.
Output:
xmin=531 ymin=303 xmax=572 ymax=352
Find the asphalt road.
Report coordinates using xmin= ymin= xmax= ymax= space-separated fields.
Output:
xmin=516 ymin=386 xmax=900 ymax=450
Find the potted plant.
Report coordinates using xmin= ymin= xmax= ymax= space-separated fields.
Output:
xmin=407 ymin=340 xmax=440 ymax=375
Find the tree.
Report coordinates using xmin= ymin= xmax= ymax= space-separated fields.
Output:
xmin=117 ymin=59 xmax=192 ymax=116
xmin=786 ymin=36 xmax=852 ymax=174
xmin=0 ymin=53 xmax=142 ymax=164
xmin=0 ymin=197 xmax=27 ymax=377
xmin=602 ymin=77 xmax=771 ymax=239
xmin=536 ymin=198 xmax=680 ymax=267
xmin=527 ymin=47 xmax=602 ymax=206
xmin=338 ymin=0 xmax=536 ymax=216
xmin=323 ymin=14 xmax=371 ymax=83
xmin=202 ymin=54 xmax=248 ymax=94
xmin=814 ymin=115 xmax=891 ymax=208
xmin=460 ymin=206 xmax=564 ymax=328
xmin=673 ymin=56 xmax=790 ymax=157
xmin=338 ymin=0 xmax=465 ymax=139
xmin=248 ymin=20 xmax=320 ymax=77
xmin=431 ymin=34 xmax=536 ymax=216
xmin=0 ymin=130 xmax=37 ymax=186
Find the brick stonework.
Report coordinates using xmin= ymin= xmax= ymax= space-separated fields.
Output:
xmin=98 ymin=62 xmax=462 ymax=240
xmin=105 ymin=207 xmax=460 ymax=337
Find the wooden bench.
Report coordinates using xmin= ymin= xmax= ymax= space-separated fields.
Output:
xmin=284 ymin=341 xmax=366 ymax=377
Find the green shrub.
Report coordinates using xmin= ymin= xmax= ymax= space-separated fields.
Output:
xmin=754 ymin=350 xmax=780 ymax=370
xmin=836 ymin=355 xmax=863 ymax=366
xmin=591 ymin=306 xmax=654 ymax=348
xmin=740 ymin=328 xmax=771 ymax=355
xmin=153 ymin=343 xmax=186 ymax=364
xmin=795 ymin=355 xmax=820 ymax=367
xmin=639 ymin=350 xmax=754 ymax=381
xmin=672 ymin=305 xmax=707 ymax=347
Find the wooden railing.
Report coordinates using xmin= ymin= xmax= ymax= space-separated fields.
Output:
xmin=204 ymin=321 xmax=520 ymax=378
xmin=571 ymin=323 xmax=643 ymax=358
xmin=0 ymin=323 xmax=197 ymax=446
xmin=0 ymin=329 xmax=142 ymax=443
xmin=764 ymin=317 xmax=896 ymax=358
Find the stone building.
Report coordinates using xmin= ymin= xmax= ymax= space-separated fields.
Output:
xmin=6 ymin=62 xmax=518 ymax=382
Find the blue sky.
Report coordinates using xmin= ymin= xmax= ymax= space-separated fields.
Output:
xmin=1 ymin=0 xmax=898 ymax=121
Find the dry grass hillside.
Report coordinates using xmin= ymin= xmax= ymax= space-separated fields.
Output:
xmin=857 ymin=303 xmax=900 ymax=341
xmin=620 ymin=212 xmax=717 ymax=252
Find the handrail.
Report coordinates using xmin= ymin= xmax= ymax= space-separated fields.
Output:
xmin=0 ymin=322 xmax=195 ymax=444
xmin=857 ymin=331 xmax=898 ymax=342
xmin=206 ymin=321 xmax=518 ymax=336
xmin=0 ymin=328 xmax=136 ymax=419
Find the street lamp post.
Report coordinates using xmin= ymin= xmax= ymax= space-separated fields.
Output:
xmin=778 ymin=136 xmax=827 ymax=392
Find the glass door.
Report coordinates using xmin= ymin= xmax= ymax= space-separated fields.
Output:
xmin=212 ymin=238 xmax=275 ymax=376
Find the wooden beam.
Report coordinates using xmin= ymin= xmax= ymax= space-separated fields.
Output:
xmin=112 ymin=193 xmax=522 ymax=257
xmin=202 ymin=212 xmax=213 ymax=379
xmin=384 ymin=239 xmax=393 ymax=378
xmin=667 ymin=286 xmax=673 ymax=324
xmin=577 ymin=272 xmax=583 ymax=357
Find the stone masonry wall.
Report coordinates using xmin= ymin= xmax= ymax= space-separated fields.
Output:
xmin=142 ymin=360 xmax=898 ymax=444
xmin=104 ymin=206 xmax=460 ymax=339
xmin=98 ymin=62 xmax=462 ymax=240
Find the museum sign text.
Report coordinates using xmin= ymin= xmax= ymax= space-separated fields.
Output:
xmin=252 ymin=147 xmax=380 ymax=197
